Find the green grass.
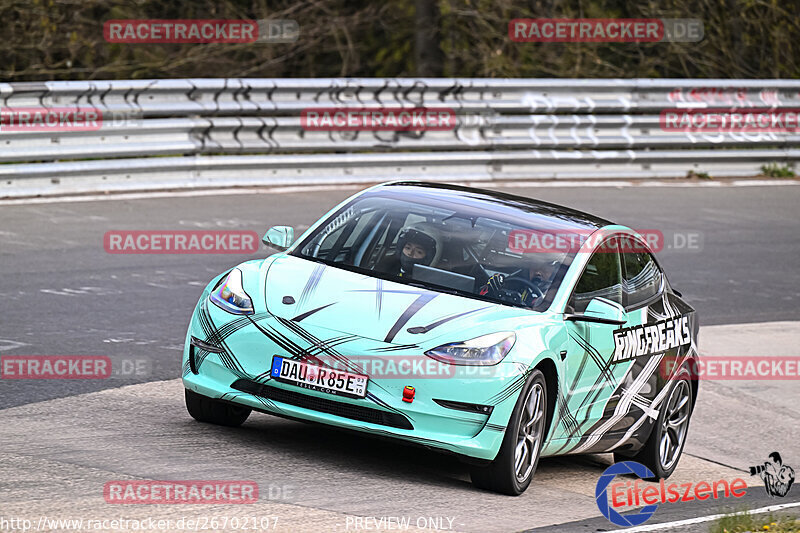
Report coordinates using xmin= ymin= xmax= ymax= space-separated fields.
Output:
xmin=710 ymin=511 xmax=799 ymax=533
xmin=687 ymin=170 xmax=713 ymax=180
xmin=760 ymin=163 xmax=796 ymax=178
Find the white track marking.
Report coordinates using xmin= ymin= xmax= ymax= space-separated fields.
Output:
xmin=608 ymin=501 xmax=800 ymax=532
xmin=0 ymin=179 xmax=797 ymax=206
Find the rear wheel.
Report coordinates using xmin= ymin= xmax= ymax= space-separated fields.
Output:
xmin=185 ymin=389 xmax=251 ymax=427
xmin=470 ymin=369 xmax=547 ymax=495
xmin=615 ymin=367 xmax=693 ymax=479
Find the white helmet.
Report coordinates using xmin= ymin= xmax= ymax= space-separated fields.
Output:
xmin=396 ymin=222 xmax=444 ymax=272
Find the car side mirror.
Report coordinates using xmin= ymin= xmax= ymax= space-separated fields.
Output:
xmin=566 ymin=297 xmax=626 ymax=325
xmin=262 ymin=226 xmax=294 ymax=251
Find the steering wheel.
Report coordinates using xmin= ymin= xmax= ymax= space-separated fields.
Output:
xmin=499 ymin=276 xmax=544 ymax=306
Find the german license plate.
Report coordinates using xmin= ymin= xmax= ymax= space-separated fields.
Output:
xmin=270 ymin=356 xmax=368 ymax=399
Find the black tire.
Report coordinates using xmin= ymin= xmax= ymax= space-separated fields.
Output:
xmin=185 ymin=389 xmax=251 ymax=427
xmin=615 ymin=366 xmax=693 ymax=479
xmin=470 ymin=369 xmax=548 ymax=495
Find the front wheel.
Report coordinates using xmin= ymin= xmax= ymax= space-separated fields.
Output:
xmin=185 ymin=389 xmax=251 ymax=427
xmin=615 ymin=367 xmax=693 ymax=479
xmin=470 ymin=369 xmax=548 ymax=495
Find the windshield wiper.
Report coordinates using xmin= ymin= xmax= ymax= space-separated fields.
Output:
xmin=404 ymin=280 xmax=471 ymax=298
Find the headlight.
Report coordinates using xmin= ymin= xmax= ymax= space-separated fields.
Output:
xmin=425 ymin=332 xmax=516 ymax=366
xmin=209 ymin=269 xmax=254 ymax=315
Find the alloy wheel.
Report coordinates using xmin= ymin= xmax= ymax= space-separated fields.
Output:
xmin=659 ymin=380 xmax=691 ymax=470
xmin=515 ymin=382 xmax=545 ymax=482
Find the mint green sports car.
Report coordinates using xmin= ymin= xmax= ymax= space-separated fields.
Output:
xmin=182 ymin=182 xmax=698 ymax=495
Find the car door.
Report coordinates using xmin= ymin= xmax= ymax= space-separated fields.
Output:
xmin=560 ymin=236 xmax=627 ymax=441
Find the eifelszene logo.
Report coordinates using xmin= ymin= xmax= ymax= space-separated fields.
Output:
xmin=596 ymin=461 xmax=748 ymax=527
xmin=596 ymin=462 xmax=659 ymax=527
xmin=594 ymin=461 xmax=658 ymax=526
xmin=750 ymin=452 xmax=795 ymax=497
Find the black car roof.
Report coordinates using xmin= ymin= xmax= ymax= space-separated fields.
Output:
xmin=378 ymin=181 xmax=612 ymax=230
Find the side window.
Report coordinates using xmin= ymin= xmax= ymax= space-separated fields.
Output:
xmin=570 ymin=238 xmax=623 ymax=313
xmin=301 ymin=206 xmax=356 ymax=259
xmin=310 ymin=223 xmax=348 ymax=259
xmin=622 ymin=250 xmax=663 ymax=308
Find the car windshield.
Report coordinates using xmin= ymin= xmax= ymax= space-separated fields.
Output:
xmin=291 ymin=188 xmax=581 ymax=311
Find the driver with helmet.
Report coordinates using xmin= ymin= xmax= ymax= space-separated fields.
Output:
xmin=381 ymin=222 xmax=442 ymax=278
xmin=479 ymin=252 xmax=562 ymax=308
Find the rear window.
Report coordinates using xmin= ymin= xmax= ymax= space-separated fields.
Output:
xmin=622 ymin=250 xmax=663 ymax=307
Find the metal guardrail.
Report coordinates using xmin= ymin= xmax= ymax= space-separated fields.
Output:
xmin=1 ymin=78 xmax=799 ymax=197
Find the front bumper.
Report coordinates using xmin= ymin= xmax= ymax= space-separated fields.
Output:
xmin=182 ymin=299 xmax=528 ymax=461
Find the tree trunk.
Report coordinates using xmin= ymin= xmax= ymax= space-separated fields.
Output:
xmin=414 ymin=0 xmax=444 ymax=76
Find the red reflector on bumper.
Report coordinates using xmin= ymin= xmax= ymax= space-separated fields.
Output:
xmin=402 ymin=385 xmax=415 ymax=403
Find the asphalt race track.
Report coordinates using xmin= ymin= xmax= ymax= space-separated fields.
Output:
xmin=2 ymin=182 xmax=800 ymax=532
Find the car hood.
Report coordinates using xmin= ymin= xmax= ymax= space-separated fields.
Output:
xmin=263 ymin=255 xmax=533 ymax=346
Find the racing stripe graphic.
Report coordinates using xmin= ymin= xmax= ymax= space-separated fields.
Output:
xmin=196 ymin=304 xmax=248 ymax=377
xmin=566 ymin=293 xmax=696 ymax=455
xmin=253 ymin=369 xmax=273 ymax=381
xmin=608 ymin=369 xmax=673 ymax=451
xmin=550 ymin=331 xmax=621 ymax=453
xmin=278 ymin=322 xmax=407 ymax=411
xmin=250 ymin=395 xmax=284 ymax=413
xmin=406 ymin=306 xmax=491 ymax=335
xmin=556 ymin=388 xmax=580 ymax=435
xmin=369 ymin=343 xmax=420 ymax=352
xmin=249 ymin=327 xmax=356 ymax=381
xmin=193 ymin=303 xmax=271 ymax=372
xmin=553 ymin=342 xmax=647 ymax=453
xmin=568 ymin=331 xmax=618 ymax=387
xmin=549 ymin=330 xmax=612 ymax=453
xmin=486 ymin=367 xmax=533 ymax=406
xmin=297 ymin=263 xmax=326 ymax=309
xmin=248 ymin=318 xmax=316 ymax=363
xmin=549 ymin=291 xmax=698 ymax=456
xmin=571 ymin=353 xmax=664 ymax=454
xmin=292 ymin=302 xmax=336 ymax=322
xmin=358 ymin=427 xmax=453 ymax=449
xmin=375 ymin=278 xmax=384 ymax=318
xmin=271 ymin=316 xmax=403 ymax=409
xmin=365 ymin=392 xmax=410 ymax=419
xmin=276 ymin=317 xmax=360 ymax=369
xmin=306 ymin=335 xmax=360 ymax=358
xmin=607 ymin=300 xmax=697 ymax=451
xmin=384 ymin=293 xmax=437 ymax=343
xmin=221 ymin=391 xmax=284 ymax=414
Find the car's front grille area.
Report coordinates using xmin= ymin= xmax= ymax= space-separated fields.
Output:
xmin=231 ymin=379 xmax=414 ymax=430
